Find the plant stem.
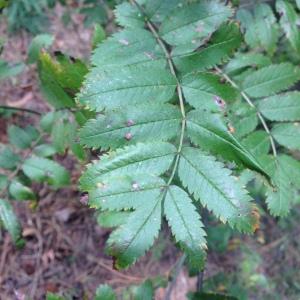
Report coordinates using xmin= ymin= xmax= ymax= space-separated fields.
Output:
xmin=130 ymin=0 xmax=186 ymax=186
xmin=0 ymin=105 xmax=41 ymax=115
xmin=164 ymin=254 xmax=187 ymax=300
xmin=215 ymin=66 xmax=277 ymax=157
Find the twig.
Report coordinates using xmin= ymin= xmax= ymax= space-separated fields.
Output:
xmin=0 ymin=105 xmax=41 ymax=115
xmin=164 ymin=254 xmax=187 ymax=300
xmin=0 ymin=235 xmax=10 ymax=284
xmin=196 ymin=270 xmax=204 ymax=292
xmin=215 ymin=66 xmax=277 ymax=157
xmin=86 ymin=255 xmax=143 ymax=282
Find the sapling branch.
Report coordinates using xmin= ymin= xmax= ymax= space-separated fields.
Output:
xmin=164 ymin=253 xmax=187 ymax=300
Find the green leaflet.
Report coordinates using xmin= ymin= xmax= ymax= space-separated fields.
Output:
xmin=186 ymin=110 xmax=266 ymax=176
xmin=261 ymin=155 xmax=294 ymax=216
xmin=46 ymin=293 xmax=65 ymax=300
xmin=242 ymin=131 xmax=270 ymax=157
xmin=253 ymin=4 xmax=279 ymax=55
xmin=80 ymin=142 xmax=176 ymax=191
xmin=92 ymin=24 xmax=106 ymax=49
xmin=8 ymin=125 xmax=39 ymax=150
xmin=38 ymin=52 xmax=75 ymax=109
xmin=258 ymin=92 xmax=300 ymax=121
xmin=27 ymin=33 xmax=54 ymax=64
xmin=0 ymin=175 xmax=8 ymax=190
xmin=0 ymin=144 xmax=20 ymax=170
xmin=51 ymin=116 xmax=77 ymax=154
xmin=91 ymin=28 xmax=165 ymax=69
xmin=114 ymin=2 xmax=145 ymax=28
xmin=225 ymin=53 xmax=272 ymax=74
xmin=115 ymin=1 xmax=186 ymax=29
xmin=237 ymin=4 xmax=279 ymax=55
xmin=22 ymin=156 xmax=70 ymax=188
xmin=174 ymin=22 xmax=242 ymax=73
xmin=77 ymin=65 xmax=176 ymax=111
xmin=272 ymin=123 xmax=300 ymax=150
xmin=133 ymin=280 xmax=154 ymax=300
xmin=165 ymin=186 xmax=206 ymax=269
xmin=178 ymin=147 xmax=256 ymax=232
xmin=9 ymin=180 xmax=36 ymax=201
xmin=0 ymin=60 xmax=24 ymax=80
xmin=80 ymin=104 xmax=181 ymax=149
xmin=94 ymin=284 xmax=116 ymax=300
xmin=0 ymin=199 xmax=21 ymax=243
xmin=159 ymin=1 xmax=232 ymax=48
xmin=182 ymin=72 xmax=238 ymax=111
xmin=237 ymin=8 xmax=261 ymax=50
xmin=242 ymin=63 xmax=300 ymax=98
xmin=228 ymin=103 xmax=258 ymax=139
xmin=38 ymin=52 xmax=88 ymax=109
xmin=107 ymin=189 xmax=163 ymax=269
xmin=33 ymin=144 xmax=57 ymax=157
xmin=276 ymin=0 xmax=300 ymax=53
xmin=89 ymin=174 xmax=165 ymax=210
xmin=278 ymin=155 xmax=300 ymax=187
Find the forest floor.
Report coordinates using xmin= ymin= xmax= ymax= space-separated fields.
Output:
xmin=0 ymin=3 xmax=300 ymax=300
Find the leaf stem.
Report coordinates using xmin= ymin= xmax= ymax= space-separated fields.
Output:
xmin=130 ymin=0 xmax=186 ymax=185
xmin=164 ymin=253 xmax=187 ymax=300
xmin=215 ymin=66 xmax=277 ymax=157
xmin=0 ymin=105 xmax=41 ymax=115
